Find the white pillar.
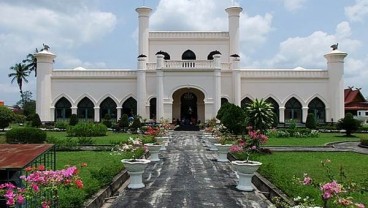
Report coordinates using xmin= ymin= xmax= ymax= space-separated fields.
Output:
xmin=226 ymin=6 xmax=243 ymax=60
xmin=71 ymin=106 xmax=77 ymax=115
xmin=302 ymin=107 xmax=309 ymax=123
xmin=137 ymin=56 xmax=147 ymax=119
xmin=35 ymin=50 xmax=56 ymax=122
xmin=94 ymin=107 xmax=100 ymax=122
xmin=156 ymin=54 xmax=165 ymax=119
xmin=279 ymin=107 xmax=285 ymax=123
xmin=231 ymin=56 xmax=241 ymax=106
xmin=324 ymin=49 xmax=347 ymax=122
xmin=117 ymin=107 xmax=122 ymax=121
xmin=136 ymin=7 xmax=152 ymax=59
xmin=214 ymin=54 xmax=222 ymax=116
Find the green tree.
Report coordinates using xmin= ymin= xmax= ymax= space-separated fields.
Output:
xmin=306 ymin=113 xmax=317 ymax=129
xmin=16 ymin=91 xmax=36 ymax=117
xmin=118 ymin=114 xmax=130 ymax=131
xmin=8 ymin=63 xmax=29 ymax=96
xmin=336 ymin=113 xmax=361 ymax=136
xmin=245 ymin=98 xmax=275 ymax=133
xmin=69 ymin=114 xmax=79 ymax=126
xmin=0 ymin=106 xmax=15 ymax=131
xmin=216 ymin=102 xmax=231 ymax=121
xmin=218 ymin=103 xmax=246 ymax=135
xmin=31 ymin=113 xmax=42 ymax=127
xmin=22 ymin=48 xmax=38 ymax=77
xmin=102 ymin=114 xmax=112 ymax=128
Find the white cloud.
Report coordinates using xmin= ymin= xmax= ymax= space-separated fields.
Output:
xmin=262 ymin=21 xmax=361 ymax=68
xmin=345 ymin=0 xmax=368 ymax=22
xmin=58 ymin=54 xmax=107 ymax=69
xmin=282 ymin=0 xmax=306 ymax=12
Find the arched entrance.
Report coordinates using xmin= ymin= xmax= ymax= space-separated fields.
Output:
xmin=172 ymin=88 xmax=205 ymax=125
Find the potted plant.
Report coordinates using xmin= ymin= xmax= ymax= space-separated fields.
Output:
xmin=112 ymin=137 xmax=151 ymax=189
xmin=229 ymin=130 xmax=269 ymax=191
xmin=214 ymin=132 xmax=234 ymax=162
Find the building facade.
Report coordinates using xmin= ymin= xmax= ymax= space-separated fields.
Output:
xmin=36 ymin=6 xmax=347 ymax=124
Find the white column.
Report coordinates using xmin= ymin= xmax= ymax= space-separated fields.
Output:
xmin=156 ymin=54 xmax=165 ymax=119
xmin=71 ymin=106 xmax=77 ymax=115
xmin=213 ymin=54 xmax=222 ymax=116
xmin=35 ymin=50 xmax=56 ymax=122
xmin=137 ymin=56 xmax=147 ymax=119
xmin=136 ymin=7 xmax=152 ymax=59
xmin=279 ymin=107 xmax=285 ymax=123
xmin=50 ymin=107 xmax=55 ymax=122
xmin=116 ymin=107 xmax=122 ymax=121
xmin=231 ymin=56 xmax=241 ymax=105
xmin=324 ymin=50 xmax=347 ymax=122
xmin=94 ymin=107 xmax=100 ymax=122
xmin=226 ymin=7 xmax=243 ymax=59
xmin=302 ymin=107 xmax=309 ymax=123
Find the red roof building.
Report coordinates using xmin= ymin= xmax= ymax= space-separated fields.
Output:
xmin=344 ymin=88 xmax=368 ymax=124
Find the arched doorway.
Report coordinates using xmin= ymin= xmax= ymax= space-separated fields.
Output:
xmin=172 ymin=88 xmax=205 ymax=125
xmin=55 ymin=97 xmax=72 ymax=120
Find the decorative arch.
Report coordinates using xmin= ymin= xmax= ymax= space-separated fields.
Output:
xmin=170 ymin=85 xmax=208 ymax=101
xmin=155 ymin=51 xmax=171 ymax=60
xmin=182 ymin=50 xmax=196 ymax=60
xmin=285 ymin=97 xmax=302 ymax=123
xmin=308 ymin=97 xmax=326 ymax=123
xmin=52 ymin=94 xmax=74 ymax=106
xmin=282 ymin=94 xmax=305 ymax=107
xmin=119 ymin=94 xmax=136 ymax=106
xmin=54 ymin=97 xmax=72 ymax=120
xmin=77 ymin=97 xmax=95 ymax=120
xmin=221 ymin=97 xmax=229 ymax=106
xmin=100 ymin=97 xmax=117 ymax=120
xmin=96 ymin=94 xmax=119 ymax=106
xmin=122 ymin=97 xmax=137 ymax=117
xmin=75 ymin=94 xmax=97 ymax=106
xmin=241 ymin=97 xmax=253 ymax=109
xmin=207 ymin=50 xmax=222 ymax=60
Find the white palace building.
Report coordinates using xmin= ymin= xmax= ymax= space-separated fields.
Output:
xmin=35 ymin=5 xmax=347 ymax=124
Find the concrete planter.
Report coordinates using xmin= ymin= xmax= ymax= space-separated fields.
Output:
xmin=156 ymin=136 xmax=169 ymax=151
xmin=231 ymin=160 xmax=262 ymax=191
xmin=214 ymin=144 xmax=231 ymax=162
xmin=121 ymin=159 xmax=150 ymax=189
xmin=145 ymin=144 xmax=161 ymax=161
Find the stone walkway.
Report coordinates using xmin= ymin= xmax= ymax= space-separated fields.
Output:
xmin=268 ymin=142 xmax=368 ymax=154
xmin=108 ymin=132 xmax=272 ymax=208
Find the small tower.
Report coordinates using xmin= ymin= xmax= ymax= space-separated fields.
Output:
xmin=226 ymin=6 xmax=243 ymax=61
xmin=136 ymin=7 xmax=152 ymax=60
xmin=35 ymin=49 xmax=56 ymax=122
xmin=324 ymin=48 xmax=348 ymax=122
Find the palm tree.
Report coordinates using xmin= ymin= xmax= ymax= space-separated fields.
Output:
xmin=8 ymin=63 xmax=29 ymax=96
xmin=245 ymin=98 xmax=275 ymax=132
xmin=23 ymin=48 xmax=38 ymax=77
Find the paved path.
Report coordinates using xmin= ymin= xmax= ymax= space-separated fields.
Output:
xmin=109 ymin=132 xmax=272 ymax=208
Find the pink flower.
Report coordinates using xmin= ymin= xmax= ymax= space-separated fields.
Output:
xmin=320 ymin=181 xmax=342 ymax=199
xmin=17 ymin=194 xmax=25 ymax=204
xmin=303 ymin=176 xmax=312 ymax=185
xmin=32 ymin=184 xmax=39 ymax=192
xmin=355 ymin=203 xmax=365 ymax=208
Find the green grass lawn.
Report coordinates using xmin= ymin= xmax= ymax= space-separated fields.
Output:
xmin=265 ymin=133 xmax=362 ymax=147
xmin=255 ymin=152 xmax=368 ymax=206
xmin=56 ymin=151 xmax=136 ymax=207
xmin=47 ymin=131 xmax=138 ymax=145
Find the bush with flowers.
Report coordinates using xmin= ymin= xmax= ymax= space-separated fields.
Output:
xmin=111 ymin=137 xmax=148 ymax=160
xmin=229 ymin=129 xmax=270 ymax=162
xmin=0 ymin=164 xmax=84 ymax=208
xmin=290 ymin=159 xmax=366 ymax=208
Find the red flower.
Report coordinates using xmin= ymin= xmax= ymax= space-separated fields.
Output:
xmin=81 ymin=163 xmax=88 ymax=167
xmin=25 ymin=166 xmax=33 ymax=172
xmin=75 ymin=179 xmax=83 ymax=189
xmin=37 ymin=165 xmax=45 ymax=171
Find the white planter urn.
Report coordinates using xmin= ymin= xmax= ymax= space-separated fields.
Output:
xmin=207 ymin=136 xmax=219 ymax=151
xmin=231 ymin=160 xmax=262 ymax=191
xmin=145 ymin=143 xmax=161 ymax=161
xmin=214 ymin=144 xmax=231 ymax=162
xmin=121 ymin=159 xmax=150 ymax=189
xmin=156 ymin=136 xmax=169 ymax=151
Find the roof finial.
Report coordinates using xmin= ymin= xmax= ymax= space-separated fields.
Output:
xmin=330 ymin=43 xmax=338 ymax=51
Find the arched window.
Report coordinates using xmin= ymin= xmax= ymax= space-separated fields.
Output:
xmin=155 ymin=51 xmax=170 ymax=60
xmin=55 ymin=97 xmax=71 ymax=120
xmin=182 ymin=50 xmax=196 ymax=60
xmin=285 ymin=97 xmax=302 ymax=123
xmin=122 ymin=97 xmax=137 ymax=117
xmin=266 ymin=97 xmax=279 ymax=123
xmin=308 ymin=98 xmax=326 ymax=123
xmin=207 ymin=50 xmax=222 ymax=60
xmin=100 ymin=97 xmax=117 ymax=120
xmin=77 ymin=97 xmax=94 ymax=120
xmin=221 ymin=98 xmax=229 ymax=106
xmin=150 ymin=98 xmax=156 ymax=120
xmin=241 ymin=97 xmax=253 ymax=109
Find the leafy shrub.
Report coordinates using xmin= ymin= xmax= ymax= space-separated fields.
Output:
xmin=118 ymin=114 xmax=130 ymax=131
xmin=129 ymin=117 xmax=142 ymax=132
xmin=336 ymin=113 xmax=361 ymax=136
xmin=306 ymin=113 xmax=317 ymax=129
xmin=360 ymin=138 xmax=368 ymax=146
xmin=67 ymin=122 xmax=107 ymax=137
xmin=46 ymin=136 xmax=78 ymax=150
xmin=0 ymin=106 xmax=14 ymax=130
xmin=102 ymin=114 xmax=112 ymax=128
xmin=31 ymin=113 xmax=42 ymax=127
xmin=55 ymin=121 xmax=68 ymax=130
xmin=217 ymin=103 xmax=246 ymax=135
xmin=6 ymin=127 xmax=46 ymax=143
xmin=69 ymin=114 xmax=79 ymax=126
xmin=77 ymin=137 xmax=95 ymax=145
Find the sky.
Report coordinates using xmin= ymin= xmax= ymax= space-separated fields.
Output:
xmin=1 ymin=0 xmax=368 ymax=105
